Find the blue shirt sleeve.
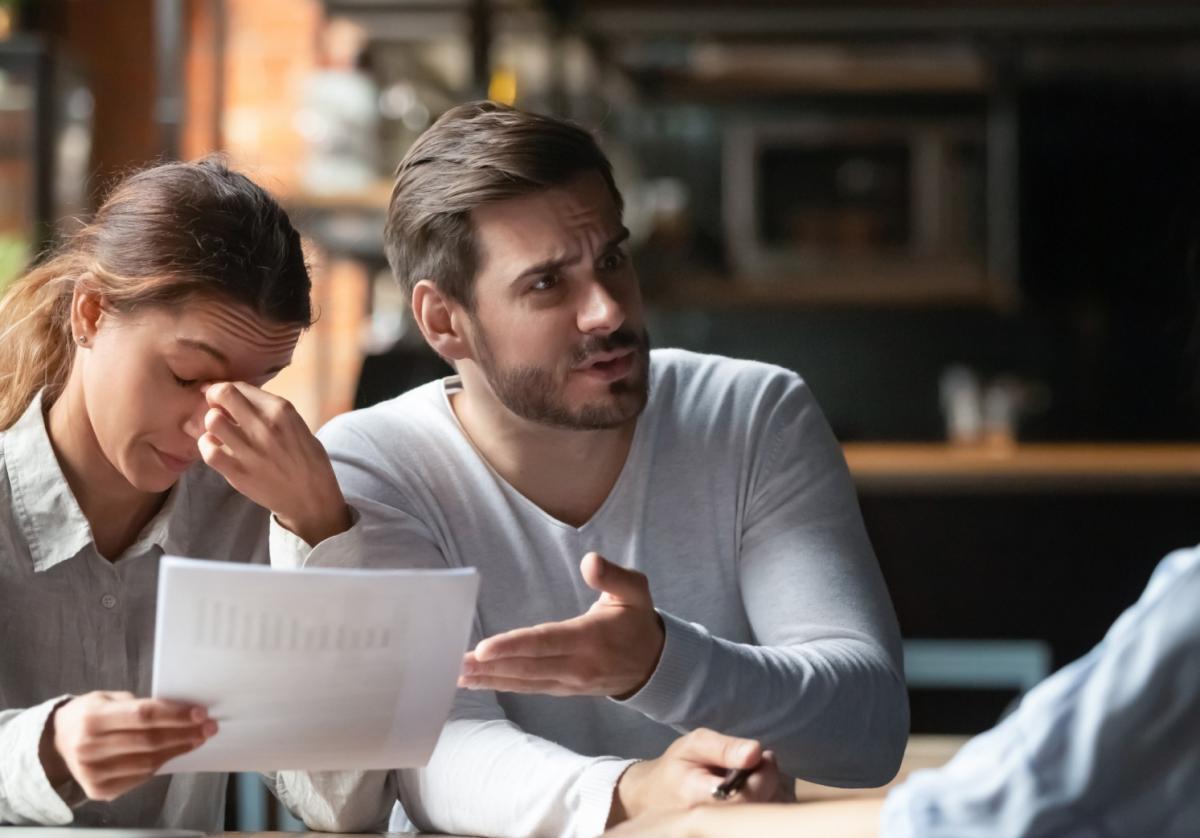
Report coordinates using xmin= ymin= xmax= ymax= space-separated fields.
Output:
xmin=881 ymin=546 xmax=1200 ymax=838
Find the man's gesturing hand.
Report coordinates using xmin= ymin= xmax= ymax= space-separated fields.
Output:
xmin=459 ymin=552 xmax=666 ymax=698
xmin=39 ymin=691 xmax=216 ymax=802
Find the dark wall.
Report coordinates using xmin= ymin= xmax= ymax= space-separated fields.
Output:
xmin=639 ymin=77 xmax=1200 ymax=443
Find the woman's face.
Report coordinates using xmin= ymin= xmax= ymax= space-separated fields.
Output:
xmin=76 ymin=295 xmax=302 ymax=493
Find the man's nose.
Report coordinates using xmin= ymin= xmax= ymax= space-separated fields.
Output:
xmin=577 ymin=276 xmax=626 ymax=335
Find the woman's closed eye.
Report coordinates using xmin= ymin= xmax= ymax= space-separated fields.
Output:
xmin=168 ymin=365 xmax=202 ymax=388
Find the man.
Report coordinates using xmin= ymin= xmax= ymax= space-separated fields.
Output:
xmin=609 ymin=542 xmax=1200 ymax=837
xmin=279 ymin=101 xmax=908 ymax=837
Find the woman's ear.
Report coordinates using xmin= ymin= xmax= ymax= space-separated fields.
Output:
xmin=69 ymin=272 xmax=104 ymax=346
xmin=411 ymin=279 xmax=473 ymax=364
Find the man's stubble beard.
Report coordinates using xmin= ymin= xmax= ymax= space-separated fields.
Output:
xmin=469 ymin=316 xmax=651 ymax=431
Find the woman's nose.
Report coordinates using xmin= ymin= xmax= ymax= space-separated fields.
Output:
xmin=182 ymin=398 xmax=207 ymax=441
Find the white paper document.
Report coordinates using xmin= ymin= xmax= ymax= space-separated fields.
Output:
xmin=151 ymin=556 xmax=479 ymax=773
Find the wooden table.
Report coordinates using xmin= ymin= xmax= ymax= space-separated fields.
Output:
xmin=214 ymin=736 xmax=967 ymax=836
xmin=794 ymin=734 xmax=968 ymax=802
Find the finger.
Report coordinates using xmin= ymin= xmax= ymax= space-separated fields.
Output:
xmin=472 ymin=619 xmax=586 ymax=661
xmin=679 ymin=764 xmax=740 ymax=806
xmin=457 ymin=674 xmax=575 ymax=696
xmin=86 ymin=742 xmax=199 ymax=796
xmin=738 ymin=756 xmax=780 ymax=802
xmin=92 ymin=691 xmax=136 ymax=703
xmin=221 ymin=380 xmax=283 ymax=414
xmin=204 ymin=381 xmax=264 ymax=426
xmin=88 ymin=698 xmax=208 ymax=734
xmin=204 ymin=408 xmax=252 ymax=453
xmin=78 ymin=723 xmax=214 ymax=760
xmin=198 ymin=432 xmax=240 ymax=476
xmin=673 ymin=728 xmax=763 ymax=771
xmin=580 ymin=552 xmax=652 ymax=607
xmin=460 ymin=655 xmax=577 ymax=681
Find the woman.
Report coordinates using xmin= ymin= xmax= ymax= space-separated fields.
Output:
xmin=0 ymin=158 xmax=392 ymax=830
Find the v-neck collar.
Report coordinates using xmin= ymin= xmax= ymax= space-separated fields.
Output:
xmin=436 ymin=376 xmax=648 ymax=533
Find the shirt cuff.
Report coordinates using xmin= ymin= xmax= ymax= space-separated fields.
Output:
xmin=612 ymin=610 xmax=713 ymax=723
xmin=5 ymin=696 xmax=76 ymax=824
xmin=269 ymin=504 xmax=363 ymax=569
xmin=878 ymin=783 xmax=918 ymax=838
xmin=575 ymin=758 xmax=638 ymax=838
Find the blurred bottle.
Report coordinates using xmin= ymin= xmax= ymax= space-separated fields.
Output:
xmin=939 ymin=364 xmax=983 ymax=445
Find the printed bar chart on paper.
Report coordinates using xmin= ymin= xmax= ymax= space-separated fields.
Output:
xmin=151 ymin=556 xmax=479 ymax=773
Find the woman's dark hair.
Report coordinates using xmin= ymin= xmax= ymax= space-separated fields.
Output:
xmin=0 ymin=155 xmax=312 ymax=429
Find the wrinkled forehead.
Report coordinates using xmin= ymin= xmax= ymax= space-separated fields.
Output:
xmin=169 ymin=296 xmax=302 ymax=375
xmin=536 ymin=171 xmax=622 ymax=231
xmin=472 ymin=172 xmax=623 ymax=264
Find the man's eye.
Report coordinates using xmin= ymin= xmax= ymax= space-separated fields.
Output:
xmin=531 ymin=274 xmax=560 ymax=292
xmin=600 ymin=251 xmax=627 ymax=271
xmin=173 ymin=374 xmax=198 ymax=388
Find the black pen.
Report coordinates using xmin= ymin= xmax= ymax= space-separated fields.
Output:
xmin=711 ymin=766 xmax=755 ymax=800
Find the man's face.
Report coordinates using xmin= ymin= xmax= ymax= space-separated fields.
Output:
xmin=461 ymin=171 xmax=650 ymax=430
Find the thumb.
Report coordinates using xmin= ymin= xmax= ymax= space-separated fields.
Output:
xmin=580 ymin=552 xmax=653 ymax=607
xmin=674 ymin=728 xmax=763 ymax=770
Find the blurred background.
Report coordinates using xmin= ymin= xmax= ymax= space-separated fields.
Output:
xmin=5 ymin=0 xmax=1200 ymax=812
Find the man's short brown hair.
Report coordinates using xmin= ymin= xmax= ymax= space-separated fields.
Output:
xmin=384 ymin=101 xmax=623 ymax=310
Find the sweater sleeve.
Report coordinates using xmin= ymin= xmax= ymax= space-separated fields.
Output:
xmin=880 ymin=548 xmax=1200 ymax=838
xmin=396 ymin=655 xmax=636 ymax=838
xmin=618 ymin=375 xmax=909 ymax=787
xmin=282 ymin=419 xmax=638 ymax=838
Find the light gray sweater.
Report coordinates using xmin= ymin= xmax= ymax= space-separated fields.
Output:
xmin=286 ymin=348 xmax=908 ymax=838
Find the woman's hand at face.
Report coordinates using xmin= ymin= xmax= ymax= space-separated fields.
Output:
xmin=40 ymin=692 xmax=215 ymax=802
xmin=195 ymin=381 xmax=352 ymax=547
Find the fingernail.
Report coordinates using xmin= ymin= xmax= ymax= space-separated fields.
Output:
xmin=202 ymin=721 xmax=218 ymax=736
xmin=737 ymin=742 xmax=758 ymax=763
xmin=190 ymin=707 xmax=207 ymax=722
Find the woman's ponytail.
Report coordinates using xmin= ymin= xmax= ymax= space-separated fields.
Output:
xmin=0 ymin=253 xmax=81 ymax=430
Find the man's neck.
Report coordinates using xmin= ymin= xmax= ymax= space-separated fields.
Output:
xmin=449 ymin=384 xmax=637 ymax=529
xmin=46 ymin=378 xmax=166 ymax=560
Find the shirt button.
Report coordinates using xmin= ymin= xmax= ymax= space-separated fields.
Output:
xmin=100 ymin=593 xmax=117 ymax=609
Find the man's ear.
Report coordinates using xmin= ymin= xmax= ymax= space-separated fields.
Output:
xmin=69 ymin=272 xmax=105 ymax=345
xmin=411 ymin=279 xmax=473 ymax=364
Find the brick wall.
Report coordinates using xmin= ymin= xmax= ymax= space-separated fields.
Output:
xmin=183 ymin=0 xmax=368 ymax=429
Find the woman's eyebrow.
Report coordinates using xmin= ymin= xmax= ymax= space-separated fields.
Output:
xmin=176 ymin=338 xmax=229 ymax=365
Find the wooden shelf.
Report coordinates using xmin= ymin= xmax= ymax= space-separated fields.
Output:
xmin=843 ymin=442 xmax=1200 ymax=491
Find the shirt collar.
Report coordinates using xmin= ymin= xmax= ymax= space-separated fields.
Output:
xmin=3 ymin=391 xmax=192 ymax=572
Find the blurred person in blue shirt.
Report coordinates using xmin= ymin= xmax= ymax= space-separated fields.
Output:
xmin=608 ymin=537 xmax=1200 ymax=838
